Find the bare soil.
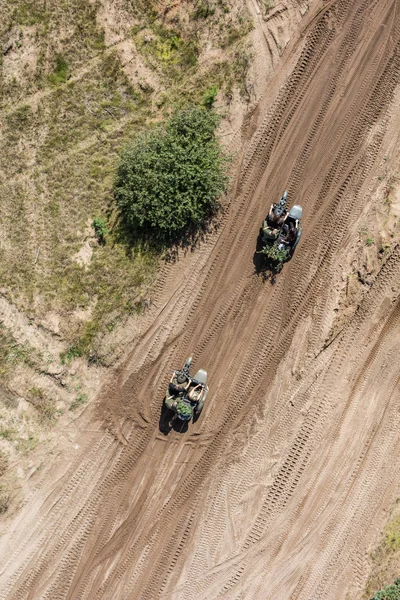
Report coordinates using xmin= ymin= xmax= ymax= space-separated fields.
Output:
xmin=1 ymin=0 xmax=400 ymax=599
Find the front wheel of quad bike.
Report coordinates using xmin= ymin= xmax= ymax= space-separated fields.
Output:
xmin=183 ymin=356 xmax=193 ymax=373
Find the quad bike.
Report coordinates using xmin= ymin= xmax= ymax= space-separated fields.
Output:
xmin=165 ymin=357 xmax=209 ymax=423
xmin=256 ymin=191 xmax=303 ymax=272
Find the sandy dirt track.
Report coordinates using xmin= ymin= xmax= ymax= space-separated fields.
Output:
xmin=1 ymin=0 xmax=400 ymax=598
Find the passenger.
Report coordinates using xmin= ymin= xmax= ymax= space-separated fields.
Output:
xmin=188 ymin=384 xmax=203 ymax=404
xmin=283 ymin=222 xmax=297 ymax=245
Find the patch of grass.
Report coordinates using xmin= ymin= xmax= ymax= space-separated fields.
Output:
xmin=0 ymin=325 xmax=41 ymax=380
xmin=0 ymin=0 xmax=254 ymax=363
xmin=11 ymin=2 xmax=51 ymax=26
xmin=379 ymin=242 xmax=392 ymax=258
xmin=16 ymin=434 xmax=39 ymax=454
xmin=0 ymin=450 xmax=9 ymax=477
xmin=220 ymin=19 xmax=253 ymax=49
xmin=60 ymin=345 xmax=83 ymax=365
xmin=203 ymin=84 xmax=218 ymax=108
xmin=70 ymin=392 xmax=88 ymax=411
xmin=5 ymin=105 xmax=34 ymax=132
xmin=135 ymin=23 xmax=198 ymax=74
xmin=385 ymin=517 xmax=400 ymax=552
xmin=263 ymin=0 xmax=274 ymax=14
xmin=193 ymin=1 xmax=216 ymax=19
xmin=364 ymin=501 xmax=400 ymax=599
xmin=26 ymin=387 xmax=57 ymax=423
xmin=366 ymin=237 xmax=374 ymax=246
xmin=48 ymin=54 xmax=69 ymax=85
xmin=92 ymin=216 xmax=108 ymax=244
xmin=0 ymin=426 xmax=17 ymax=441
xmin=0 ymin=484 xmax=11 ymax=515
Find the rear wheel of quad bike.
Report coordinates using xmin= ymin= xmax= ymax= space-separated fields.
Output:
xmin=290 ymin=229 xmax=302 ymax=256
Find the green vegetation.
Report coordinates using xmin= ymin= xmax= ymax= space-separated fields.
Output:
xmin=70 ymin=392 xmax=88 ymax=411
xmin=0 ymin=450 xmax=8 ymax=477
xmin=203 ymin=84 xmax=218 ymax=108
xmin=0 ymin=484 xmax=11 ymax=515
xmin=92 ymin=216 xmax=108 ymax=244
xmin=370 ymin=579 xmax=400 ymax=600
xmin=48 ymin=55 xmax=69 ymax=85
xmin=263 ymin=0 xmax=275 ymax=13
xmin=385 ymin=517 xmax=400 ymax=552
xmin=114 ymin=107 xmax=229 ymax=244
xmin=0 ymin=0 xmax=253 ymax=358
xmin=366 ymin=237 xmax=374 ymax=246
xmin=261 ymin=244 xmax=289 ymax=271
xmin=0 ymin=325 xmax=41 ymax=379
xmin=193 ymin=1 xmax=216 ymax=20
xmin=27 ymin=387 xmax=57 ymax=423
xmin=364 ymin=500 xmax=400 ymax=599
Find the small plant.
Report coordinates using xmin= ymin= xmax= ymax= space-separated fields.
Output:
xmin=379 ymin=242 xmax=392 ymax=257
xmin=27 ymin=388 xmax=57 ymax=422
xmin=385 ymin=516 xmax=400 ymax=551
xmin=203 ymin=85 xmax=218 ymax=109
xmin=0 ymin=450 xmax=8 ymax=477
xmin=366 ymin=237 xmax=374 ymax=246
xmin=0 ymin=427 xmax=17 ymax=441
xmin=60 ymin=345 xmax=83 ymax=365
xmin=263 ymin=0 xmax=274 ymax=13
xmin=70 ymin=393 xmax=88 ymax=411
xmin=193 ymin=1 xmax=216 ymax=19
xmin=48 ymin=55 xmax=69 ymax=85
xmin=17 ymin=435 xmax=38 ymax=454
xmin=0 ymin=484 xmax=11 ymax=515
xmin=92 ymin=216 xmax=108 ymax=244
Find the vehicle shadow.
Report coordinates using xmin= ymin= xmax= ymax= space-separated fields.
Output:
xmin=253 ymin=229 xmax=277 ymax=282
xmin=158 ymin=400 xmax=190 ymax=435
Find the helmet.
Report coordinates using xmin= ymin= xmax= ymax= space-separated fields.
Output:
xmin=176 ymin=373 xmax=186 ymax=384
xmin=288 ymin=205 xmax=303 ymax=220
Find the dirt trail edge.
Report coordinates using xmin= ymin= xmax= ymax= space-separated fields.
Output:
xmin=1 ymin=1 xmax=400 ymax=598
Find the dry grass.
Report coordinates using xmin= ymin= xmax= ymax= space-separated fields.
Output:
xmin=363 ymin=499 xmax=400 ymax=598
xmin=0 ymin=0 xmax=254 ymax=361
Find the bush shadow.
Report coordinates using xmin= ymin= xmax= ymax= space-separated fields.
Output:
xmin=112 ymin=203 xmax=224 ymax=262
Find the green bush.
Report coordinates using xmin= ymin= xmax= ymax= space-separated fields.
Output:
xmin=48 ymin=55 xmax=69 ymax=85
xmin=203 ymin=85 xmax=218 ymax=108
xmin=114 ymin=107 xmax=229 ymax=244
xmin=371 ymin=578 xmax=400 ymax=600
xmin=92 ymin=216 xmax=108 ymax=244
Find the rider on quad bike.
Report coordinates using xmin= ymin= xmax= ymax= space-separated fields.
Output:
xmin=165 ymin=357 xmax=209 ymax=424
xmin=258 ymin=191 xmax=303 ymax=270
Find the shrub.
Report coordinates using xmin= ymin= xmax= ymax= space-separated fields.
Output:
xmin=263 ymin=244 xmax=289 ymax=270
xmin=203 ymin=85 xmax=218 ymax=108
xmin=193 ymin=1 xmax=216 ymax=19
xmin=371 ymin=578 xmax=400 ymax=600
xmin=114 ymin=107 xmax=229 ymax=244
xmin=48 ymin=55 xmax=69 ymax=85
xmin=92 ymin=216 xmax=108 ymax=244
